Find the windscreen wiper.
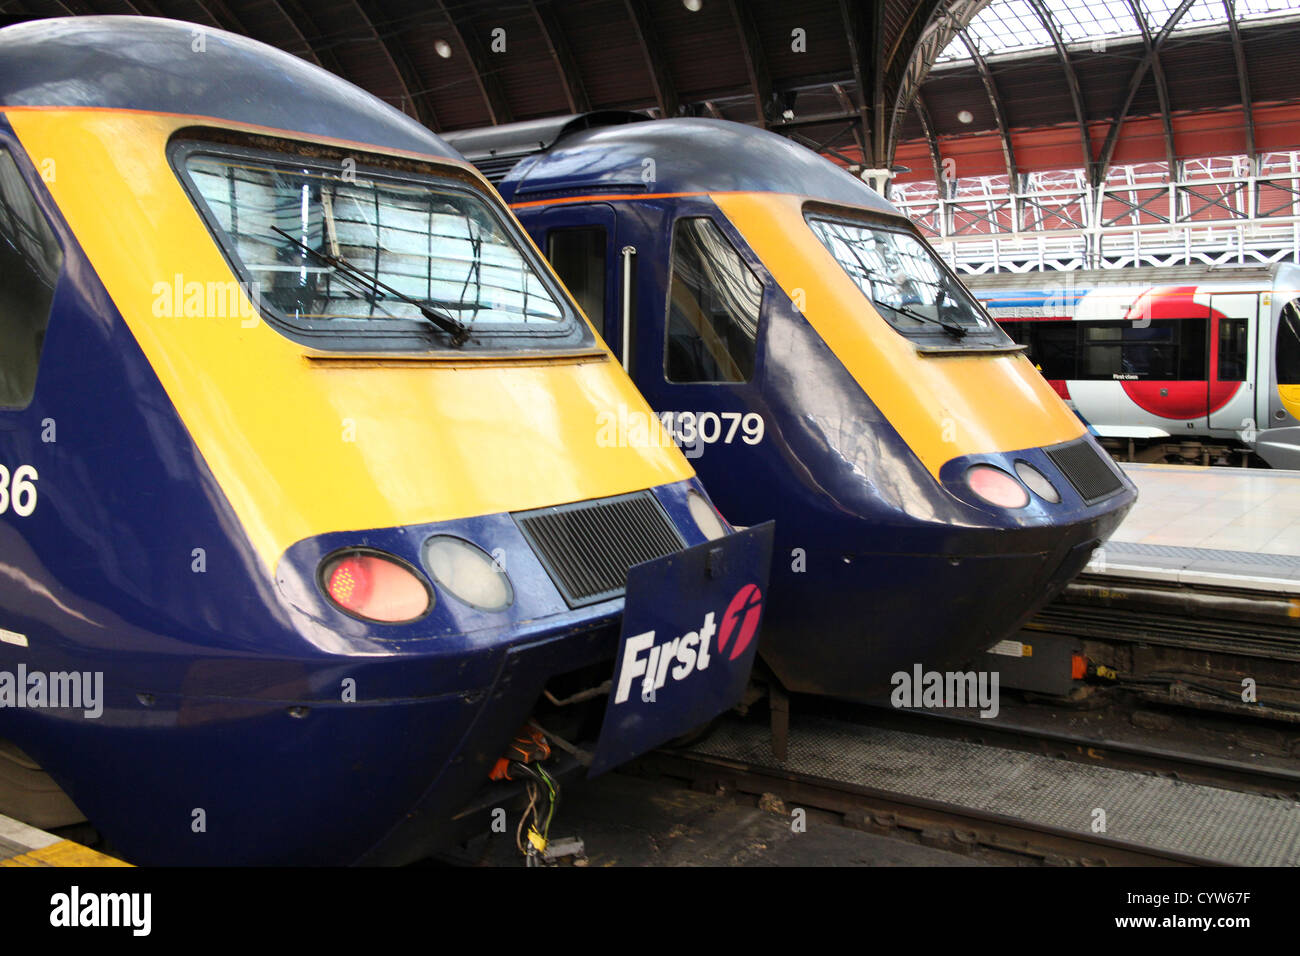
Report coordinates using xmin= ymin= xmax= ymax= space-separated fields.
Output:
xmin=873 ymin=298 xmax=968 ymax=338
xmin=271 ymin=226 xmax=471 ymax=347
xmin=847 ymin=259 xmax=968 ymax=338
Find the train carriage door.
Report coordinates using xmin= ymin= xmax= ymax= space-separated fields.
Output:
xmin=532 ymin=204 xmax=627 ymax=364
xmin=1208 ymin=293 xmax=1256 ymax=433
xmin=1275 ymin=295 xmax=1300 ymax=424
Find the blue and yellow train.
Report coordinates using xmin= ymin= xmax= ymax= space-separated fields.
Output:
xmin=0 ymin=19 xmax=771 ymax=865
xmin=451 ymin=113 xmax=1138 ymax=701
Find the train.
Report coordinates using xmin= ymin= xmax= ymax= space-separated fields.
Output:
xmin=446 ymin=113 xmax=1138 ymax=702
xmin=963 ymin=264 xmax=1300 ymax=468
xmin=0 ymin=17 xmax=774 ymax=865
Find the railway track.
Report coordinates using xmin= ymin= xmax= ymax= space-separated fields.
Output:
xmin=851 ymin=704 xmax=1300 ymax=799
xmin=636 ymin=748 xmax=1223 ymax=866
xmin=631 ymin=702 xmax=1300 ymax=867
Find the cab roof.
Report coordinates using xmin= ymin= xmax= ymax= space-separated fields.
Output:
xmin=493 ymin=115 xmax=899 ymax=215
xmin=0 ymin=16 xmax=459 ymax=161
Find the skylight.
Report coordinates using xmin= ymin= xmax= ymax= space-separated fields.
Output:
xmin=936 ymin=0 xmax=1300 ymax=65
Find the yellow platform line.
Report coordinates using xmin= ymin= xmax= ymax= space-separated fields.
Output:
xmin=0 ymin=814 xmax=131 ymax=866
xmin=1 ymin=840 xmax=131 ymax=867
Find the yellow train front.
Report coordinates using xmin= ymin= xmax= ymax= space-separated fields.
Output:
xmin=0 ymin=18 xmax=771 ymax=865
xmin=483 ymin=114 xmax=1138 ymax=700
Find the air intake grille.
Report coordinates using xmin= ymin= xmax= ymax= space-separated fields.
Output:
xmin=469 ymin=155 xmax=527 ymax=184
xmin=515 ymin=492 xmax=686 ymax=607
xmin=1047 ymin=439 xmax=1124 ymax=504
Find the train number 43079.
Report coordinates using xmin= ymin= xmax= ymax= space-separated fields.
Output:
xmin=0 ymin=464 xmax=38 ymax=517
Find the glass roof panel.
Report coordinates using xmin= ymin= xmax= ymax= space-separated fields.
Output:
xmin=937 ymin=0 xmax=1300 ymax=64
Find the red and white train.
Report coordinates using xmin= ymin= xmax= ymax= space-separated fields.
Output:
xmin=965 ymin=264 xmax=1300 ymax=468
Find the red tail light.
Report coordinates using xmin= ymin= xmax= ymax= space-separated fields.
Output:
xmin=965 ymin=465 xmax=1029 ymax=509
xmin=322 ymin=551 xmax=431 ymax=623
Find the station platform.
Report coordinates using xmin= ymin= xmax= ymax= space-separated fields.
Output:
xmin=1005 ymin=461 xmax=1300 ymax=710
xmin=0 ymin=814 xmax=128 ymax=867
xmin=1087 ymin=463 xmax=1300 ymax=594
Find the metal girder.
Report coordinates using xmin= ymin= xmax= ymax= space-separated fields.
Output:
xmin=1125 ymin=0 xmax=1176 ymax=173
xmin=913 ymin=90 xmax=946 ymax=197
xmin=1224 ymin=0 xmax=1256 ymax=160
xmin=623 ymin=0 xmax=678 ymax=118
xmin=1101 ymin=186 xmax=1170 ymax=228
xmin=870 ymin=0 xmax=886 ymax=170
xmin=892 ymin=151 xmax=1300 ymax=274
xmin=832 ymin=82 xmax=870 ymax=162
xmin=271 ymin=0 xmax=345 ymax=73
xmin=529 ymin=0 xmax=590 ymax=115
xmin=958 ymin=28 xmax=1016 ymax=185
xmin=837 ymin=0 xmax=877 ymax=165
xmin=254 ymin=0 xmax=325 ymax=68
xmin=1094 ymin=0 xmax=1196 ymax=187
xmin=1019 ymin=193 xmax=1086 ymax=230
xmin=21 ymin=0 xmax=86 ymax=14
xmin=770 ymin=109 xmax=862 ymax=129
xmin=948 ymin=197 xmax=1014 ymax=235
xmin=788 ymin=128 xmax=859 ymax=167
xmin=1177 ymin=180 xmax=1248 ymax=222
xmin=348 ymin=0 xmax=438 ymax=128
xmin=1026 ymin=0 xmax=1092 ymax=179
xmin=436 ymin=0 xmax=513 ymax=126
xmin=885 ymin=0 xmax=991 ymax=167
xmin=192 ymin=0 xmax=252 ymax=35
xmin=112 ymin=0 xmax=165 ymax=17
xmin=727 ymin=0 xmax=772 ymax=127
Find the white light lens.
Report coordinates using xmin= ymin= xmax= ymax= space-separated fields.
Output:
xmin=422 ymin=536 xmax=513 ymax=611
xmin=1014 ymin=461 xmax=1061 ymax=503
xmin=688 ymin=490 xmax=729 ymax=540
xmin=965 ymin=465 xmax=1029 ymax=509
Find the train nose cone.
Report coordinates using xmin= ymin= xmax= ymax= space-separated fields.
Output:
xmin=756 ymin=520 xmax=1117 ymax=701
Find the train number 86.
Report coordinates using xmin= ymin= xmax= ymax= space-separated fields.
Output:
xmin=0 ymin=464 xmax=39 ymax=517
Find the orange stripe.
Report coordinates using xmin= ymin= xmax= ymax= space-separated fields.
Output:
xmin=509 ymin=190 xmax=719 ymax=210
xmin=0 ymin=104 xmax=475 ymax=172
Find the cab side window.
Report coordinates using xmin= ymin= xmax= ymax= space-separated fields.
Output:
xmin=664 ymin=217 xmax=761 ymax=384
xmin=0 ymin=149 xmax=62 ymax=408
xmin=547 ymin=227 xmax=606 ymax=324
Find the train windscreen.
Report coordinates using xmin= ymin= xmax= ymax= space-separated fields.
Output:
xmin=172 ymin=140 xmax=584 ymax=351
xmin=804 ymin=208 xmax=1003 ymax=346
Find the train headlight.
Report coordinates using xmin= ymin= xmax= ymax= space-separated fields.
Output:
xmin=965 ymin=465 xmax=1029 ymax=509
xmin=321 ymin=550 xmax=432 ymax=623
xmin=688 ymin=490 xmax=729 ymax=540
xmin=1014 ymin=461 xmax=1061 ymax=504
xmin=422 ymin=536 xmax=514 ymax=611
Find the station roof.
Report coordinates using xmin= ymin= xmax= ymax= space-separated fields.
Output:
xmin=6 ymin=1 xmax=1297 ymax=186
